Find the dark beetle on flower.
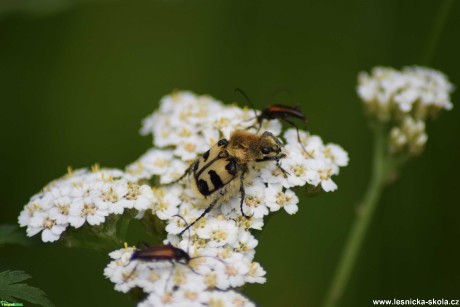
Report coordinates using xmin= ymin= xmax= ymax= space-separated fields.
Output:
xmin=170 ymin=129 xmax=288 ymax=236
xmin=127 ymin=215 xmax=226 ymax=291
xmin=131 ymin=243 xmax=191 ymax=264
xmin=235 ymin=88 xmax=310 ymax=155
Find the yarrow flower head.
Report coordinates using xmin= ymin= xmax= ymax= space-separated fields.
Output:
xmin=109 ymin=91 xmax=348 ymax=305
xmin=18 ymin=166 xmax=154 ymax=243
xmin=18 ymin=90 xmax=349 ymax=306
xmin=357 ymin=66 xmax=454 ymax=155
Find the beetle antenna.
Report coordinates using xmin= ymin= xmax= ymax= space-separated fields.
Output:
xmin=266 ymin=88 xmax=293 ymax=105
xmin=234 ymin=88 xmax=259 ymax=127
xmin=173 ymin=214 xmax=191 ymax=253
xmin=190 ymin=255 xmax=228 ymax=268
xmin=234 ymin=88 xmax=254 ymax=109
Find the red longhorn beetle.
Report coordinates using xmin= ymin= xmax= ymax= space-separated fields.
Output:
xmin=126 ymin=215 xmax=226 ymax=291
xmin=235 ymin=88 xmax=310 ymax=155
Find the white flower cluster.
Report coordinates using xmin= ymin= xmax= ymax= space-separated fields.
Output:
xmin=388 ymin=117 xmax=427 ymax=155
xmin=18 ymin=166 xmax=154 ymax=242
xmin=105 ymin=244 xmax=257 ymax=307
xmin=17 ymin=90 xmax=348 ymax=305
xmin=357 ymin=66 xmax=454 ymax=155
xmin=104 ymin=91 xmax=349 ymax=306
xmin=358 ymin=66 xmax=454 ymax=122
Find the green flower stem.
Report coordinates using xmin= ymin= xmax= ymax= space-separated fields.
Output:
xmin=62 ymin=230 xmax=122 ymax=254
xmin=323 ymin=1 xmax=453 ymax=304
xmin=323 ymin=123 xmax=392 ymax=307
xmin=117 ymin=214 xmax=132 ymax=242
xmin=141 ymin=213 xmax=167 ymax=244
xmin=421 ymin=0 xmax=454 ymax=65
xmin=62 ymin=216 xmax=125 ymax=254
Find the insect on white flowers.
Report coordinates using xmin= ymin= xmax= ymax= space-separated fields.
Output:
xmin=166 ymin=129 xmax=289 ymax=236
xmin=18 ymin=90 xmax=349 ymax=306
xmin=105 ymin=91 xmax=348 ymax=306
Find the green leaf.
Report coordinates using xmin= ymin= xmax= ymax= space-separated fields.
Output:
xmin=0 ymin=270 xmax=54 ymax=307
xmin=0 ymin=225 xmax=31 ymax=247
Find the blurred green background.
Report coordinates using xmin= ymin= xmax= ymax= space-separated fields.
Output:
xmin=1 ymin=0 xmax=459 ymax=306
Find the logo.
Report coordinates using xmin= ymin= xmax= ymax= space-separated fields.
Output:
xmin=0 ymin=300 xmax=23 ymax=307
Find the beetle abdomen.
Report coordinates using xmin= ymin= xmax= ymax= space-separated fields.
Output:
xmin=195 ymin=159 xmax=238 ymax=196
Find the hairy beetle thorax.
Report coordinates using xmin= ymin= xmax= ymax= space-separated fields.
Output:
xmin=226 ymin=130 xmax=262 ymax=164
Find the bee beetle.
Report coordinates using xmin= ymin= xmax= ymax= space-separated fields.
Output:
xmin=173 ymin=130 xmax=288 ymax=235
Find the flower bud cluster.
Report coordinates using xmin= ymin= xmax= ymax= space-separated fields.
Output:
xmin=357 ymin=66 xmax=454 ymax=155
xmin=388 ymin=117 xmax=427 ymax=155
xmin=104 ymin=244 xmax=258 ymax=307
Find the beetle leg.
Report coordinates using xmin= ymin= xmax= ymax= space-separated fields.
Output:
xmin=164 ymin=160 xmax=195 ymax=185
xmin=256 ymin=120 xmax=263 ymax=134
xmin=255 ymin=156 xmax=290 ymax=178
xmin=275 ymin=159 xmax=290 ymax=178
xmin=255 ymin=156 xmax=276 ymax=162
xmin=180 ymin=260 xmax=203 ymax=276
xmin=239 ymin=170 xmax=254 ymax=219
xmin=179 ymin=199 xmax=218 ymax=236
xmin=281 ymin=118 xmax=312 ymax=158
xmin=124 ymin=262 xmax=140 ymax=281
xmin=244 ymin=119 xmax=259 ymax=132
xmin=164 ymin=261 xmax=176 ymax=293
